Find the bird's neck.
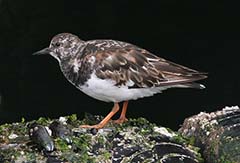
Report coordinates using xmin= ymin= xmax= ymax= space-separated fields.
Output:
xmin=59 ymin=56 xmax=92 ymax=87
xmin=58 ymin=43 xmax=93 ymax=87
xmin=59 ymin=56 xmax=79 ymax=83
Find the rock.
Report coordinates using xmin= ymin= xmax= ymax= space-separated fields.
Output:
xmin=0 ymin=115 xmax=202 ymax=162
xmin=29 ymin=122 xmax=55 ymax=152
xmin=179 ymin=106 xmax=240 ymax=163
xmin=49 ymin=120 xmax=72 ymax=144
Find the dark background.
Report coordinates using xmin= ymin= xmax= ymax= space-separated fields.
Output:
xmin=0 ymin=0 xmax=239 ymax=130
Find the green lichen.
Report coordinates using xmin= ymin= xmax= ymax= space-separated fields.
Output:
xmin=60 ymin=151 xmax=93 ymax=163
xmin=21 ymin=117 xmax=25 ymax=123
xmin=172 ymin=134 xmax=188 ymax=144
xmin=55 ymin=137 xmax=70 ymax=152
xmin=0 ymin=148 xmax=21 ymax=162
xmin=72 ymin=134 xmax=91 ymax=151
xmin=218 ymin=155 xmax=235 ymax=163
xmin=188 ymin=136 xmax=196 ymax=145
xmin=25 ymin=152 xmax=37 ymax=162
xmin=36 ymin=117 xmax=51 ymax=125
xmin=68 ymin=114 xmax=78 ymax=122
xmin=171 ymin=134 xmax=204 ymax=162
xmin=102 ymin=151 xmax=111 ymax=160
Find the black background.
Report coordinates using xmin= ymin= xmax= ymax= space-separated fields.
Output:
xmin=0 ymin=0 xmax=239 ymax=130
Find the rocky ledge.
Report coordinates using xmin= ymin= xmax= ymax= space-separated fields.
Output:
xmin=0 ymin=114 xmax=202 ymax=163
xmin=1 ymin=106 xmax=240 ymax=163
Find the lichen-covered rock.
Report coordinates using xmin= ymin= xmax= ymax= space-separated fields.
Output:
xmin=179 ymin=106 xmax=240 ymax=163
xmin=0 ymin=115 xmax=202 ymax=163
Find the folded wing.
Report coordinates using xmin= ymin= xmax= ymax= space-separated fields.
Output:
xmin=93 ymin=42 xmax=207 ymax=88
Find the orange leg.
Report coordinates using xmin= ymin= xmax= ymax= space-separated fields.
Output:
xmin=80 ymin=103 xmax=120 ymax=129
xmin=113 ymin=101 xmax=129 ymax=124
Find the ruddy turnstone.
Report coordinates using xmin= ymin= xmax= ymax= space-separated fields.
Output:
xmin=33 ymin=33 xmax=207 ymax=129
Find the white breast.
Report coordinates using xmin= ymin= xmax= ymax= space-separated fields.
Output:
xmin=79 ymin=73 xmax=172 ymax=102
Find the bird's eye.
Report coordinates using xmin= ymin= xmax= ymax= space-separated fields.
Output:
xmin=55 ymin=42 xmax=61 ymax=47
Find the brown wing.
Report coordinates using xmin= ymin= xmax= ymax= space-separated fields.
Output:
xmin=94 ymin=43 xmax=207 ymax=88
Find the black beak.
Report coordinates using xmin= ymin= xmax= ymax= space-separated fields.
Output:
xmin=32 ymin=47 xmax=51 ymax=55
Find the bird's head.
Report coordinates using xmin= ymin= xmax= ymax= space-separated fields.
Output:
xmin=33 ymin=33 xmax=85 ymax=62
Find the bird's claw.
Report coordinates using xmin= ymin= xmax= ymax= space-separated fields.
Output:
xmin=113 ymin=117 xmax=128 ymax=124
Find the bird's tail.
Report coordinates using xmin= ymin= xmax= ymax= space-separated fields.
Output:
xmin=181 ymin=82 xmax=206 ymax=89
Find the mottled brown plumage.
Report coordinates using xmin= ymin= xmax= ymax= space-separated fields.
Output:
xmin=93 ymin=47 xmax=207 ymax=88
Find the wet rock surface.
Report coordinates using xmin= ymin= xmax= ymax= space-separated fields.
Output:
xmin=179 ymin=106 xmax=240 ymax=163
xmin=0 ymin=115 xmax=202 ymax=163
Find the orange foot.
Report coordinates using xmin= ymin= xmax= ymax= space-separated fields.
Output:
xmin=113 ymin=101 xmax=129 ymax=124
xmin=80 ymin=101 xmax=129 ymax=129
xmin=80 ymin=103 xmax=120 ymax=129
xmin=113 ymin=117 xmax=128 ymax=124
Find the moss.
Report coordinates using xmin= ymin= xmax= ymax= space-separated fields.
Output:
xmin=189 ymin=136 xmax=196 ymax=146
xmin=218 ymin=155 xmax=234 ymax=163
xmin=60 ymin=152 xmax=88 ymax=163
xmin=0 ymin=123 xmax=10 ymax=133
xmin=73 ymin=134 xmax=91 ymax=150
xmin=21 ymin=117 xmax=25 ymax=123
xmin=68 ymin=114 xmax=78 ymax=122
xmin=0 ymin=148 xmax=21 ymax=162
xmin=171 ymin=134 xmax=204 ymax=162
xmin=25 ymin=152 xmax=37 ymax=162
xmin=12 ymin=123 xmax=28 ymax=136
xmin=97 ymin=135 xmax=106 ymax=145
xmin=102 ymin=151 xmax=111 ymax=160
xmin=55 ymin=138 xmax=70 ymax=152
xmin=78 ymin=152 xmax=96 ymax=163
xmin=128 ymin=117 xmax=154 ymax=127
xmin=172 ymin=134 xmax=188 ymax=145
xmin=36 ymin=117 xmax=51 ymax=125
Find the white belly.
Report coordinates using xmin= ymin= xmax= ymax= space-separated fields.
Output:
xmin=79 ymin=73 xmax=171 ymax=102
